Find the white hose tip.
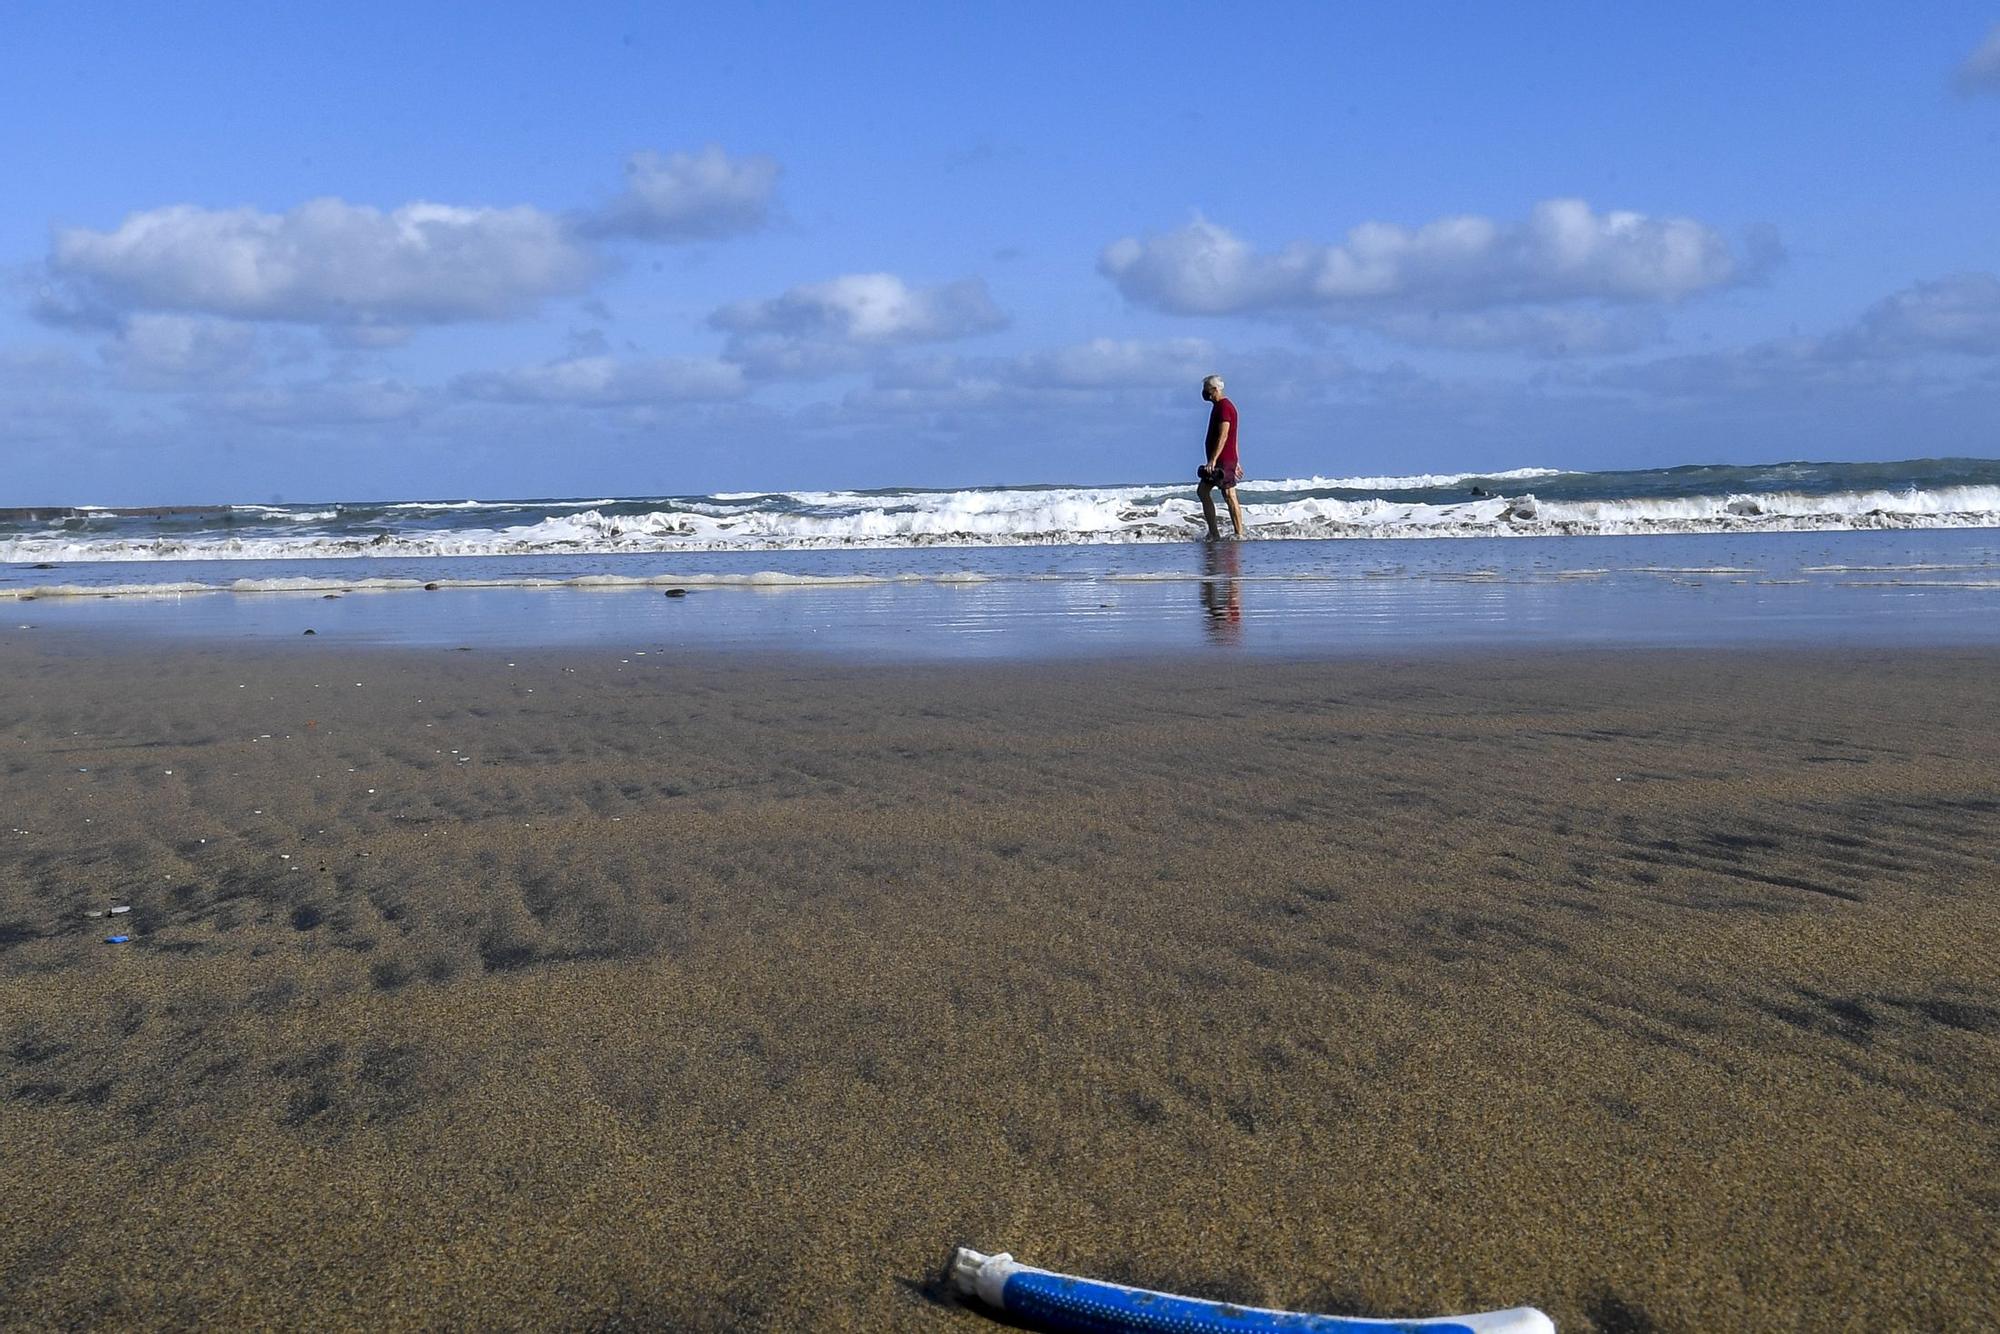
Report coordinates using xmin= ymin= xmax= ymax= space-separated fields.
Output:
xmin=948 ymin=1246 xmax=996 ymax=1296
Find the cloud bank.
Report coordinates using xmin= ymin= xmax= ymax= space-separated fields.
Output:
xmin=1100 ymin=199 xmax=1756 ymax=349
xmin=49 ymin=199 xmax=599 ymax=328
xmin=1007 ymin=337 xmax=1216 ymax=388
xmin=1843 ymin=272 xmax=2000 ymax=357
xmin=201 ymin=377 xmax=430 ymax=426
xmin=103 ymin=314 xmax=263 ymax=387
xmin=583 ymin=147 xmax=780 ymax=240
xmin=713 ymin=273 xmax=1005 ymax=344
xmin=1597 ymin=272 xmax=2000 ymax=400
xmin=712 ymin=273 xmax=1008 ymax=379
xmin=455 ymin=355 xmax=747 ymax=406
xmin=37 ymin=146 xmax=780 ymax=339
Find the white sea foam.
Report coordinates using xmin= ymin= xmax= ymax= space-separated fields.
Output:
xmin=376 ymin=499 xmax=507 ymax=511
xmin=1834 ymin=580 xmax=2000 ymax=589
xmin=1519 ymin=485 xmax=2000 ymax=525
xmin=5 ymin=481 xmax=1999 ymax=566
xmin=1252 ymin=466 xmax=1571 ymax=491
xmin=376 ymin=498 xmax=616 ymax=510
xmin=0 ymin=570 xmax=998 ymax=600
xmin=226 ymin=507 xmax=339 ymax=522
xmin=1800 ymin=563 xmax=1983 ymax=573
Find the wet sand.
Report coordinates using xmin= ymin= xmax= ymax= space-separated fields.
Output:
xmin=1 ymin=634 xmax=1996 ymax=1330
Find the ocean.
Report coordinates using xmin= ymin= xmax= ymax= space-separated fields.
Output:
xmin=4 ymin=456 xmax=1998 ymax=656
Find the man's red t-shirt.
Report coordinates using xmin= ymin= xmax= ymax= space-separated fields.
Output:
xmin=1209 ymin=397 xmax=1240 ymax=477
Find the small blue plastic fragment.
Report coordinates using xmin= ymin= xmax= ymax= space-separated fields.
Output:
xmin=105 ymin=935 xmax=130 ymax=944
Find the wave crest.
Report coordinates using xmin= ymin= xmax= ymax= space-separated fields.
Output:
xmin=5 ymin=476 xmax=1999 ymax=565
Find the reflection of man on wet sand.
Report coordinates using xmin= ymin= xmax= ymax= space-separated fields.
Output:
xmin=1200 ymin=538 xmax=1243 ymax=645
xmin=1196 ymin=374 xmax=1245 ymax=540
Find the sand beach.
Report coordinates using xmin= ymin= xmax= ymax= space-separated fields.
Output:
xmin=13 ymin=4 xmax=2000 ymax=1327
xmin=1 ymin=631 xmax=1996 ymax=1330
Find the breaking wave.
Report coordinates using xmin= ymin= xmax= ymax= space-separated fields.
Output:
xmin=4 ymin=459 xmax=1998 ymax=567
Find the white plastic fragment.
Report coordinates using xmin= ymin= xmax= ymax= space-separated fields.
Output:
xmin=948 ymin=1248 xmax=1019 ymax=1309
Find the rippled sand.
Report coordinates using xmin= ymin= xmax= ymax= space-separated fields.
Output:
xmin=1 ymin=636 xmax=1996 ymax=1329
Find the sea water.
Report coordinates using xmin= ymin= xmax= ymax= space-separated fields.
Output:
xmin=7 ymin=458 xmax=2000 ymax=568
xmin=3 ymin=458 xmax=1997 ymax=657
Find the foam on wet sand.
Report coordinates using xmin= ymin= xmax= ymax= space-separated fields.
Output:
xmin=0 ymin=636 xmax=1996 ymax=1328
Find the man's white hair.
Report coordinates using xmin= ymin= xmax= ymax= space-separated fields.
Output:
xmin=1202 ymin=374 xmax=1224 ymax=394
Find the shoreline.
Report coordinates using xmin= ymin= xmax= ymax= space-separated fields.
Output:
xmin=8 ymin=516 xmax=2000 ymax=582
xmin=2 ymin=638 xmax=1996 ymax=1328
xmin=6 ymin=526 xmax=2000 ymax=661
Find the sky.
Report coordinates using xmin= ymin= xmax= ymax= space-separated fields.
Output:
xmin=3 ymin=2 xmax=1998 ymax=504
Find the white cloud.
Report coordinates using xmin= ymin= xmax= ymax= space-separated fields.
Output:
xmin=1368 ymin=306 xmax=1664 ymax=356
xmin=203 ymin=378 xmax=430 ymax=426
xmin=869 ymin=353 xmax=969 ymax=391
xmin=455 ymin=354 xmax=746 ymax=406
xmin=826 ymin=348 xmax=1147 ymax=421
xmin=1592 ymin=272 xmax=2000 ymax=403
xmin=721 ymin=338 xmax=873 ymax=382
xmin=821 ymin=345 xmax=1345 ymax=432
xmin=1100 ymin=200 xmax=1752 ymax=344
xmin=1844 ymin=272 xmax=2000 ymax=355
xmin=839 ymin=378 xmax=1009 ymax=418
xmin=48 ymin=198 xmax=598 ymax=327
xmin=794 ymin=338 xmax=1214 ymax=416
xmin=712 ymin=273 xmax=1007 ymax=380
xmin=1007 ymin=337 xmax=1216 ymax=388
xmin=27 ymin=276 xmax=119 ymax=331
xmin=1957 ymin=25 xmax=2000 ymax=93
xmin=583 ymin=147 xmax=780 ymax=240
xmin=40 ymin=147 xmax=778 ymax=335
xmin=856 ymin=339 xmax=1355 ymax=418
xmin=1590 ymin=338 xmax=1864 ymax=400
xmin=103 ymin=314 xmax=262 ymax=387
xmin=714 ymin=273 xmax=1006 ymax=343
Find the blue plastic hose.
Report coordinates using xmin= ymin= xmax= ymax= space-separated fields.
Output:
xmin=948 ymin=1248 xmax=1554 ymax=1334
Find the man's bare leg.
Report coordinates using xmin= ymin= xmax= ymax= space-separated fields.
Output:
xmin=1223 ymin=486 xmax=1246 ymax=538
xmin=1199 ymin=483 xmax=1222 ymax=539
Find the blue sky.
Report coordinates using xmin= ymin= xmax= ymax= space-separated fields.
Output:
xmin=4 ymin=2 xmax=1998 ymax=504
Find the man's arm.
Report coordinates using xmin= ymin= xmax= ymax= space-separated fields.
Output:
xmin=1206 ymin=420 xmax=1231 ymax=468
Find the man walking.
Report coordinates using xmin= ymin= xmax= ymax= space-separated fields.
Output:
xmin=1196 ymin=374 xmax=1245 ymax=540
